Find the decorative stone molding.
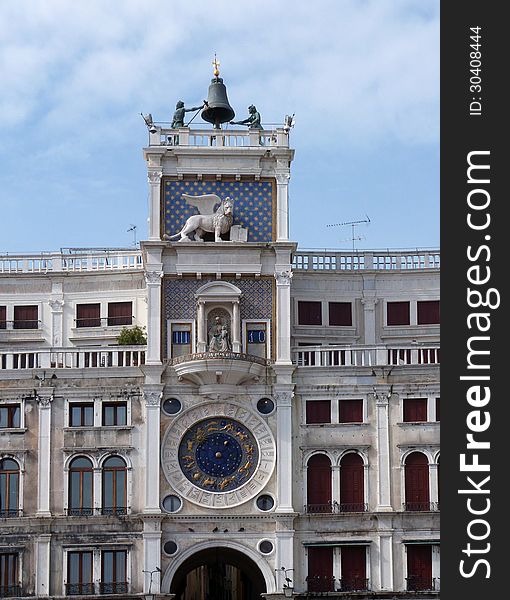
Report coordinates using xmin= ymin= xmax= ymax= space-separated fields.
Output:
xmin=36 ymin=393 xmax=54 ymax=408
xmin=274 ymin=270 xmax=293 ymax=286
xmin=145 ymin=270 xmax=164 ymax=285
xmin=148 ymin=170 xmax=163 ymax=184
xmin=144 ymin=390 xmax=163 ymax=406
xmin=48 ymin=299 xmax=64 ymax=311
xmin=273 ymin=391 xmax=293 ymax=407
xmin=361 ymin=297 xmax=378 ymax=309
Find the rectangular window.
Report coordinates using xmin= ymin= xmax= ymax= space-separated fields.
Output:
xmin=306 ymin=400 xmax=331 ymax=424
xmin=340 ymin=546 xmax=367 ymax=591
xmin=386 ymin=301 xmax=410 ymax=326
xmin=101 ymin=550 xmax=127 ymax=594
xmin=170 ymin=323 xmax=192 ymax=358
xmin=417 ymin=300 xmax=440 ymax=325
xmin=69 ymin=403 xmax=95 ymax=427
xmin=0 ymin=405 xmax=21 ymax=428
xmin=435 ymin=397 xmax=440 ymax=422
xmin=339 ymin=399 xmax=363 ymax=423
xmin=329 ymin=302 xmax=352 ymax=326
xmin=13 ymin=305 xmax=38 ymax=329
xmin=67 ymin=551 xmax=93 ymax=595
xmin=0 ymin=306 xmax=6 ymax=329
xmin=107 ymin=302 xmax=132 ymax=327
xmin=406 ymin=545 xmax=433 ymax=591
xmin=403 ymin=398 xmax=428 ymax=422
xmin=0 ymin=553 xmax=19 ymax=593
xmin=298 ymin=301 xmax=322 ymax=325
xmin=76 ymin=304 xmax=101 ymax=328
xmin=307 ymin=547 xmax=334 ymax=593
xmin=102 ymin=402 xmax=127 ymax=426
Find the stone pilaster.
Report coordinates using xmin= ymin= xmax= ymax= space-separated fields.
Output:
xmin=36 ymin=391 xmax=53 ymax=516
xmin=274 ymin=390 xmax=294 ymax=512
xmin=142 ymin=517 xmax=162 ymax=593
xmin=148 ymin=169 xmax=163 ymax=241
xmin=275 ymin=170 xmax=291 ymax=241
xmin=374 ymin=390 xmax=393 ymax=511
xmin=145 ymin=270 xmax=163 ymax=364
xmin=274 ymin=269 xmax=293 ymax=364
xmin=35 ymin=534 xmax=51 ymax=596
xmin=361 ymin=296 xmax=378 ymax=345
xmin=143 ymin=386 xmax=163 ymax=513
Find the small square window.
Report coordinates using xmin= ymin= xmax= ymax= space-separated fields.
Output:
xmin=417 ymin=300 xmax=440 ymax=325
xmin=298 ymin=301 xmax=322 ymax=325
xmin=387 ymin=301 xmax=410 ymax=326
xmin=306 ymin=400 xmax=331 ymax=424
xmin=102 ymin=402 xmax=127 ymax=426
xmin=76 ymin=304 xmax=101 ymax=328
xmin=0 ymin=404 xmax=21 ymax=428
xmin=403 ymin=398 xmax=428 ymax=422
xmin=107 ymin=302 xmax=132 ymax=326
xmin=329 ymin=302 xmax=352 ymax=326
xmin=339 ymin=399 xmax=363 ymax=423
xmin=13 ymin=305 xmax=38 ymax=329
xmin=69 ymin=403 xmax=94 ymax=427
xmin=0 ymin=306 xmax=6 ymax=329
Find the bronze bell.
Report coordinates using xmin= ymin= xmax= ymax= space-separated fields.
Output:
xmin=201 ymin=77 xmax=235 ymax=129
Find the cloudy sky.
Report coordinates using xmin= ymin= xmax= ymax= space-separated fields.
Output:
xmin=0 ymin=0 xmax=439 ymax=253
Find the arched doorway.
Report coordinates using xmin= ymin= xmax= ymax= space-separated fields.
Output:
xmin=170 ymin=547 xmax=267 ymax=600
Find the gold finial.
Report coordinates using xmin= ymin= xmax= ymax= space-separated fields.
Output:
xmin=212 ymin=54 xmax=220 ymax=77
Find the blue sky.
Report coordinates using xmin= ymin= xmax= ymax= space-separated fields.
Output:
xmin=0 ymin=0 xmax=439 ymax=253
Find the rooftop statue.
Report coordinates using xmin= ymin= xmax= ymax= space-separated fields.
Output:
xmin=171 ymin=100 xmax=205 ymax=129
xmin=230 ymin=105 xmax=262 ymax=130
xmin=165 ymin=194 xmax=234 ymax=243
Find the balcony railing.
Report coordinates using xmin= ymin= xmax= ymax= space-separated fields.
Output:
xmin=65 ymin=582 xmax=128 ymax=596
xmin=0 ymin=509 xmax=21 ymax=518
xmin=0 ymin=320 xmax=40 ymax=330
xmin=0 ymin=585 xmax=22 ymax=598
xmin=293 ymin=249 xmax=440 ymax=271
xmin=404 ymin=501 xmax=440 ymax=512
xmin=305 ymin=502 xmax=368 ymax=514
xmin=293 ymin=345 xmax=440 ymax=368
xmin=75 ymin=316 xmax=134 ymax=328
xmin=0 ymin=250 xmax=143 ymax=274
xmin=406 ymin=576 xmax=439 ymax=591
xmin=0 ymin=346 xmax=146 ymax=370
xmin=148 ymin=125 xmax=290 ymax=148
xmin=170 ymin=350 xmax=269 ymax=367
xmin=99 ymin=582 xmax=129 ymax=595
xmin=66 ymin=507 xmax=128 ymax=517
xmin=306 ymin=576 xmax=370 ymax=593
xmin=66 ymin=583 xmax=95 ymax=596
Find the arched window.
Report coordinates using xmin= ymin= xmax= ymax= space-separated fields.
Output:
xmin=102 ymin=456 xmax=127 ymax=515
xmin=0 ymin=458 xmax=19 ymax=517
xmin=340 ymin=453 xmax=365 ymax=512
xmin=69 ymin=457 xmax=94 ymax=516
xmin=306 ymin=454 xmax=332 ymax=513
xmin=405 ymin=452 xmax=430 ymax=511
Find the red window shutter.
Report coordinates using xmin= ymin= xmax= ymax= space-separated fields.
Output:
xmin=0 ymin=306 xmax=6 ymax=329
xmin=403 ymin=398 xmax=427 ymax=422
xmin=306 ymin=400 xmax=331 ymax=424
xmin=13 ymin=305 xmax=38 ymax=329
xmin=76 ymin=304 xmax=101 ymax=328
xmin=387 ymin=301 xmax=410 ymax=326
xmin=341 ymin=546 xmax=366 ymax=590
xmin=340 ymin=453 xmax=364 ymax=511
xmin=417 ymin=300 xmax=440 ymax=324
xmin=107 ymin=302 xmax=132 ymax=326
xmin=298 ymin=301 xmax=322 ymax=325
xmin=407 ymin=545 xmax=432 ymax=590
xmin=405 ymin=453 xmax=430 ymax=510
xmin=307 ymin=454 xmax=332 ymax=511
xmin=308 ymin=547 xmax=333 ymax=592
xmin=329 ymin=302 xmax=352 ymax=326
xmin=339 ymin=400 xmax=363 ymax=423
xmin=435 ymin=398 xmax=440 ymax=421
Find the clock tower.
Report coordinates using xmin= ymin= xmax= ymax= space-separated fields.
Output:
xmin=141 ymin=64 xmax=296 ymax=599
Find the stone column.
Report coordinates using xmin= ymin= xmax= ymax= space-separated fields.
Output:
xmin=276 ymin=171 xmax=291 ymax=241
xmin=275 ymin=517 xmax=295 ymax=593
xmin=232 ymin=300 xmax=241 ymax=352
xmin=36 ymin=392 xmax=53 ymax=517
xmin=361 ymin=297 xmax=378 ymax=345
xmin=274 ymin=390 xmax=294 ymax=512
xmin=143 ymin=518 xmax=162 ymax=593
xmin=145 ymin=270 xmax=163 ymax=364
xmin=197 ymin=300 xmax=206 ymax=352
xmin=429 ymin=463 xmax=438 ymax=508
xmin=375 ymin=391 xmax=393 ymax=511
xmin=377 ymin=532 xmax=394 ymax=590
xmin=143 ymin=387 xmax=163 ymax=514
xmin=331 ymin=465 xmax=341 ymax=506
xmin=148 ymin=170 xmax=163 ymax=241
xmin=274 ymin=270 xmax=293 ymax=364
xmin=35 ymin=534 xmax=51 ymax=596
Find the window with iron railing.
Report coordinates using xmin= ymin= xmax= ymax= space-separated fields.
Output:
xmin=107 ymin=302 xmax=132 ymax=327
xmin=0 ymin=553 xmax=20 ymax=597
xmin=100 ymin=550 xmax=127 ymax=594
xmin=66 ymin=551 xmax=93 ymax=596
xmin=0 ymin=306 xmax=6 ymax=330
xmin=0 ymin=459 xmax=20 ymax=518
xmin=13 ymin=305 xmax=38 ymax=329
xmin=68 ymin=457 xmax=93 ymax=516
xmin=102 ymin=457 xmax=127 ymax=516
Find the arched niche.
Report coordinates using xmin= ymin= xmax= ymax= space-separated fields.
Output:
xmin=195 ymin=281 xmax=242 ymax=353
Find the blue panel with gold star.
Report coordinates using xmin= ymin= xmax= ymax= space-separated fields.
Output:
xmin=163 ymin=179 xmax=274 ymax=243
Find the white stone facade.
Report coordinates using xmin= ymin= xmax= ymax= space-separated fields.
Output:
xmin=0 ymin=124 xmax=439 ymax=599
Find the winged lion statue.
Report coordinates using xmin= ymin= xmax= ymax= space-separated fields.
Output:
xmin=166 ymin=194 xmax=234 ymax=242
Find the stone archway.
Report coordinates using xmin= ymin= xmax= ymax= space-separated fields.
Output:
xmin=166 ymin=545 xmax=270 ymax=600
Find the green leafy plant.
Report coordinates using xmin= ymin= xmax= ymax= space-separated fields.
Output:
xmin=117 ymin=325 xmax=147 ymax=345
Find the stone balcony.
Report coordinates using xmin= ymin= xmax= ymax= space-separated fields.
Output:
xmin=169 ymin=350 xmax=269 ymax=385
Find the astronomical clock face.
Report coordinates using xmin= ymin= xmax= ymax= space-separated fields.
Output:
xmin=178 ymin=418 xmax=259 ymax=493
xmin=161 ymin=402 xmax=276 ymax=508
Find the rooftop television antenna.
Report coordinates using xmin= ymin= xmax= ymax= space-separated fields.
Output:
xmin=327 ymin=216 xmax=371 ymax=251
xmin=127 ymin=224 xmax=137 ymax=248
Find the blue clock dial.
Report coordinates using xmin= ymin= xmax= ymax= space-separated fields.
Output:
xmin=178 ymin=418 xmax=259 ymax=492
